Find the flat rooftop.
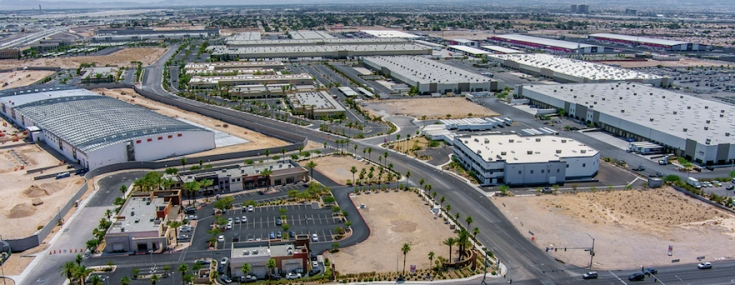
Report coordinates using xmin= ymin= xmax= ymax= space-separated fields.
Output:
xmin=361 ymin=30 xmax=420 ymax=38
xmin=364 ymin=56 xmax=492 ymax=84
xmin=449 ymin=45 xmax=490 ymax=55
xmin=227 ymin=32 xmax=262 ymax=41
xmin=292 ymin=91 xmax=345 ymax=111
xmin=82 ymin=67 xmax=117 ymax=78
xmin=493 ymin=34 xmax=596 ymax=50
xmin=109 ymin=196 xmax=166 ymax=234
xmin=178 ymin=160 xmax=303 ymax=183
xmin=185 ymin=61 xmax=285 ymax=69
xmin=189 ymin=74 xmax=312 ymax=84
xmin=487 ymin=54 xmax=661 ymax=81
xmin=458 ymin=133 xmax=598 ymax=163
xmin=481 ymin=45 xmax=524 ymax=54
xmin=232 ymin=242 xmax=270 ymax=259
xmin=209 ymin=44 xmax=428 ymax=55
xmin=522 ymin=82 xmax=735 ymax=145
xmin=225 ymin=38 xmax=408 ymax=46
xmin=589 ymin=33 xmax=689 ymax=46
xmin=289 ymin=30 xmax=334 ymax=40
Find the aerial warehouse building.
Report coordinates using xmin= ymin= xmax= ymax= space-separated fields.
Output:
xmin=588 ymin=33 xmax=711 ymax=51
xmin=208 ymin=44 xmax=432 ymax=60
xmin=489 ymin=34 xmax=605 ymax=54
xmin=453 ymin=133 xmax=599 ymax=186
xmin=287 ymin=91 xmax=346 ymax=119
xmin=363 ymin=56 xmax=503 ymax=94
xmin=0 ymin=85 xmax=215 ymax=170
xmin=518 ymin=82 xmax=735 ymax=165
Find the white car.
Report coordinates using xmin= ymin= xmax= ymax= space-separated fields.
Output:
xmin=179 ymin=226 xmax=191 ymax=232
xmin=217 ymin=235 xmax=225 ymax=243
xmin=226 ymin=223 xmax=233 ymax=230
xmin=187 ymin=215 xmax=198 ymax=220
xmin=242 ymin=216 xmax=247 ymax=223
xmin=312 ymin=234 xmax=318 ymax=242
xmin=227 ymin=218 xmax=233 ymax=223
xmin=248 ymin=205 xmax=254 ymax=212
xmin=697 ymin=262 xmax=712 ymax=269
xmin=713 ymin=181 xmax=722 ymax=187
xmin=286 ymin=272 xmax=301 ymax=279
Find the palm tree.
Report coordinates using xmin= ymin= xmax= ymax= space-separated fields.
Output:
xmin=119 ymin=184 xmax=128 ymax=196
xmin=281 ymin=148 xmax=286 ymax=160
xmin=180 ymin=157 xmax=187 ymax=171
xmin=401 ymin=243 xmax=411 ymax=275
xmin=405 ymin=171 xmax=411 ymax=185
xmin=428 ymin=252 xmax=435 ymax=271
xmin=178 ymin=264 xmax=189 ymax=284
xmin=168 ymin=221 xmax=182 ymax=246
xmin=362 ymin=148 xmax=366 ymax=158
xmin=73 ymin=265 xmax=94 ymax=285
xmin=60 ymin=261 xmax=76 ymax=282
xmin=266 ymin=258 xmax=277 ymax=283
xmin=198 ymin=159 xmax=204 ymax=168
xmin=200 ymin=178 xmax=213 ymax=194
xmin=472 ymin=227 xmax=480 ymax=238
xmin=440 ymin=196 xmax=446 ymax=208
xmin=455 ymin=212 xmax=460 ymax=220
xmin=133 ymin=179 xmax=144 ymax=192
xmin=383 ymin=151 xmax=389 ymax=166
xmin=386 ymin=172 xmax=394 ymax=188
xmin=264 ymin=149 xmax=271 ymax=161
xmin=241 ymin=263 xmax=252 ymax=279
xmin=443 ymin=237 xmax=456 ymax=262
xmin=350 ymin=166 xmax=357 ymax=183
xmin=353 ymin=144 xmax=358 ymax=155
xmin=305 ymin=161 xmax=317 ymax=180
xmin=150 ymin=274 xmax=160 ymax=285
xmin=396 ymin=134 xmax=401 ymax=145
xmin=163 ymin=265 xmax=171 ymax=277
xmin=431 ymin=190 xmax=436 ymax=200
xmin=419 ymin=178 xmax=425 ymax=191
xmin=465 ymin=216 xmax=474 ymax=229
xmin=445 ymin=204 xmax=451 ymax=212
xmin=457 ymin=229 xmax=471 ymax=259
xmin=120 ymin=276 xmax=131 ymax=285
xmin=89 ymin=275 xmax=102 ymax=285
xmin=260 ymin=169 xmax=273 ymax=187
xmin=367 ymin=147 xmax=372 ymax=160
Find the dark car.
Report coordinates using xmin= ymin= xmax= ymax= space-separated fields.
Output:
xmin=727 ymin=185 xmax=734 ymax=190
xmin=582 ymin=271 xmax=598 ymax=279
xmin=644 ymin=268 xmax=658 ymax=275
xmin=308 ymin=268 xmax=322 ymax=277
xmin=276 ymin=218 xmax=282 ymax=225
xmin=628 ymin=273 xmax=645 ymax=281
xmin=184 ymin=208 xmax=196 ymax=214
xmin=269 ymin=273 xmax=281 ymax=280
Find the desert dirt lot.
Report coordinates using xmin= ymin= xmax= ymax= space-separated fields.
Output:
xmin=0 ymin=70 xmax=56 ymax=90
xmin=93 ymin=88 xmax=289 ymax=154
xmin=305 ymin=155 xmax=396 ymax=185
xmin=0 ymin=143 xmax=85 ymax=239
xmin=492 ymin=187 xmax=735 ymax=270
xmin=327 ymin=190 xmax=457 ymax=273
xmin=365 ymin=98 xmax=499 ymax=120
xmin=600 ymin=58 xmax=725 ymax=68
xmin=0 ymin=48 xmax=167 ymax=69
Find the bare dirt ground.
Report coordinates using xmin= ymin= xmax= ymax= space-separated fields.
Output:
xmin=0 ymin=70 xmax=55 ymax=90
xmin=93 ymin=88 xmax=289 ymax=153
xmin=327 ymin=191 xmax=457 ymax=274
xmin=0 ymin=48 xmax=167 ymax=69
xmin=365 ymin=98 xmax=499 ymax=120
xmin=601 ymin=58 xmax=725 ymax=68
xmin=0 ymin=143 xmax=84 ymax=239
xmin=303 ymin=140 xmax=324 ymax=151
xmin=305 ymin=156 xmax=376 ymax=185
xmin=492 ymin=187 xmax=735 ymax=270
xmin=2 ymin=243 xmax=47 ymax=275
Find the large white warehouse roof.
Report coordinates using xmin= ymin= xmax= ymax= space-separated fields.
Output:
xmin=457 ymin=133 xmax=598 ymax=163
xmin=363 ymin=56 xmax=492 ymax=84
xmin=589 ymin=33 xmax=688 ymax=46
xmin=487 ymin=54 xmax=661 ymax=81
xmin=522 ymin=82 xmax=735 ymax=145
xmin=492 ymin=34 xmax=596 ymax=50
xmin=360 ymin=30 xmax=420 ymax=38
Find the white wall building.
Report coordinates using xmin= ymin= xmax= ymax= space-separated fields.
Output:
xmin=0 ymin=85 xmax=214 ymax=170
xmin=518 ymin=82 xmax=735 ymax=165
xmin=453 ymin=133 xmax=599 ymax=186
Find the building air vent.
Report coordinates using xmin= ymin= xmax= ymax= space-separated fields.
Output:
xmin=501 ymin=151 xmax=507 ymax=155
xmin=509 ymin=139 xmax=514 ymax=143
xmin=704 ymin=126 xmax=709 ymax=130
xmin=527 ymin=151 xmax=533 ymax=155
xmin=556 ymin=150 xmax=562 ymax=153
xmin=705 ymin=106 xmax=709 ymax=109
xmin=683 ymin=128 xmax=688 ymax=132
xmin=650 ymin=118 xmax=654 ymax=122
xmin=687 ymin=106 xmax=691 ymax=109
xmin=621 ymin=110 xmax=625 ymax=113
xmin=536 ymin=138 xmax=541 ymax=142
xmin=707 ymin=120 xmax=711 ymax=124
xmin=581 ymin=150 xmax=586 ymax=154
xmin=561 ymin=140 xmax=567 ymax=143
xmin=726 ymin=133 xmax=731 ymax=137
xmin=673 ymin=111 xmax=678 ymax=115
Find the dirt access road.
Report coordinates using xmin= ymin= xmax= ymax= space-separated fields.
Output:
xmin=0 ymin=70 xmax=55 ymax=90
xmin=492 ymin=187 xmax=735 ymax=270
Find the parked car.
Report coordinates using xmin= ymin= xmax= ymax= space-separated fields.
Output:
xmin=221 ymin=257 xmax=229 ymax=266
xmin=176 ymin=235 xmax=189 ymax=240
xmin=632 ymin=165 xmax=646 ymax=171
xmin=240 ymin=275 xmax=257 ymax=283
xmin=312 ymin=261 xmax=319 ymax=269
xmin=644 ymin=268 xmax=658 ymax=275
xmin=242 ymin=216 xmax=247 ymax=223
xmin=697 ymin=262 xmax=712 ymax=269
xmin=220 ymin=276 xmax=232 ymax=284
xmin=658 ymin=160 xmax=668 ymax=165
xmin=195 ymin=258 xmax=212 ymax=264
xmin=308 ymin=268 xmax=322 ymax=276
xmin=228 ymin=218 xmax=233 ymax=223
xmin=290 ymin=231 xmax=296 ymax=238
xmin=286 ymin=272 xmax=301 ymax=279
xmin=277 ymin=231 xmax=282 ymax=238
xmin=248 ymin=205 xmax=254 ymax=212
xmin=268 ymin=273 xmax=281 ymax=280
xmin=726 ymin=185 xmax=734 ymax=190
xmin=628 ymin=273 xmax=645 ymax=281
xmin=184 ymin=208 xmax=196 ymax=214
xmin=235 ymin=217 xmax=240 ymax=224
xmin=270 ymin=232 xmax=276 ymax=239
xmin=217 ymin=235 xmax=225 ymax=243
xmin=712 ymin=181 xmax=722 ymax=187
xmin=187 ymin=215 xmax=198 ymax=220
xmin=582 ymin=271 xmax=598 ymax=279
xmin=276 ymin=218 xmax=282 ymax=225
xmin=179 ymin=226 xmax=192 ymax=232
xmin=226 ymin=223 xmax=232 ymax=230
xmin=312 ymin=233 xmax=318 ymax=242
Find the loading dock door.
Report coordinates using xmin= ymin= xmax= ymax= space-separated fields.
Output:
xmin=548 ymin=176 xmax=557 ymax=185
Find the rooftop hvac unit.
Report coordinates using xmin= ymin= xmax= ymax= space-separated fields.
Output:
xmin=683 ymin=128 xmax=688 ymax=132
xmin=674 ymin=111 xmax=678 ymax=115
xmin=581 ymin=150 xmax=587 ymax=154
xmin=536 ymin=138 xmax=541 ymax=142
xmin=509 ymin=139 xmax=514 ymax=143
xmin=527 ymin=150 xmax=533 ymax=155
xmin=707 ymin=120 xmax=711 ymax=124
xmin=561 ymin=139 xmax=567 ymax=143
xmin=621 ymin=110 xmax=625 ymax=113
xmin=650 ymin=118 xmax=654 ymax=122
xmin=687 ymin=106 xmax=691 ymax=109
xmin=705 ymin=126 xmax=709 ymax=130
xmin=556 ymin=150 xmax=562 ymax=153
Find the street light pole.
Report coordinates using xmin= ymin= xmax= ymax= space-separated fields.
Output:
xmin=584 ymin=233 xmax=595 ymax=270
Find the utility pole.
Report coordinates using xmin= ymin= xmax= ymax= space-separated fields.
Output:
xmin=585 ymin=233 xmax=595 ymax=270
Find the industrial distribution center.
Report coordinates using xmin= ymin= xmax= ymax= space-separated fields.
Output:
xmin=287 ymin=91 xmax=346 ymax=119
xmin=489 ymin=34 xmax=606 ymax=54
xmin=481 ymin=45 xmax=524 ymax=54
xmin=363 ymin=56 xmax=502 ymax=94
xmin=453 ymin=133 xmax=600 ymax=185
xmin=188 ymin=74 xmax=314 ymax=88
xmin=0 ymin=85 xmax=214 ymax=169
xmin=518 ymin=82 xmax=735 ymax=165
xmin=359 ymin=30 xmax=421 ymax=38
xmin=588 ymin=33 xmax=711 ymax=51
xmin=224 ymin=37 xmax=409 ymax=47
xmin=184 ymin=61 xmax=285 ymax=71
xmin=487 ymin=53 xmax=667 ymax=85
xmin=91 ymin=29 xmax=218 ymax=42
xmin=208 ymin=44 xmax=432 ymax=60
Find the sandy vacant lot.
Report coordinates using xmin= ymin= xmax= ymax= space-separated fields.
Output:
xmin=305 ymin=155 xmax=387 ymax=185
xmin=601 ymin=58 xmax=725 ymax=68
xmin=94 ymin=88 xmax=289 ymax=154
xmin=328 ymin=191 xmax=457 ymax=273
xmin=0 ymin=143 xmax=85 ymax=239
xmin=0 ymin=48 xmax=167 ymax=69
xmin=365 ymin=98 xmax=499 ymax=120
xmin=0 ymin=70 xmax=56 ymax=90
xmin=492 ymin=187 xmax=735 ymax=270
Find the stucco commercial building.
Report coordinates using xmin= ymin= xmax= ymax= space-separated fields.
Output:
xmin=487 ymin=54 xmax=667 ymax=86
xmin=208 ymin=44 xmax=432 ymax=60
xmin=589 ymin=33 xmax=711 ymax=51
xmin=104 ymin=190 xmax=183 ymax=253
xmin=80 ymin=67 xmax=119 ymax=84
xmin=0 ymin=85 xmax=214 ymax=170
xmin=188 ymin=74 xmax=314 ymax=89
xmin=230 ymin=239 xmax=310 ymax=279
xmin=171 ymin=160 xmax=308 ymax=194
xmin=287 ymin=91 xmax=346 ymax=119
xmin=363 ymin=56 xmax=502 ymax=94
xmin=453 ymin=133 xmax=599 ymax=186
xmin=518 ymin=82 xmax=735 ymax=165
xmin=489 ymin=34 xmax=605 ymax=54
